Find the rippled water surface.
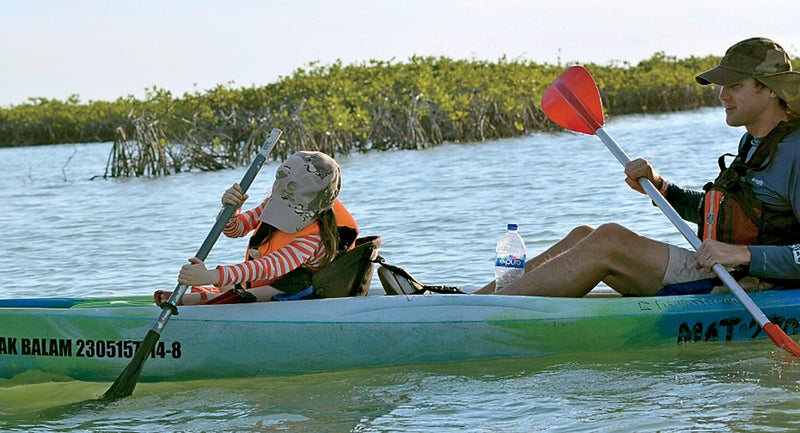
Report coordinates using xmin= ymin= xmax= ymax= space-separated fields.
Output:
xmin=2 ymin=108 xmax=799 ymax=432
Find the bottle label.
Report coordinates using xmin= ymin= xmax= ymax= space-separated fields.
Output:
xmin=495 ymin=255 xmax=526 ymax=269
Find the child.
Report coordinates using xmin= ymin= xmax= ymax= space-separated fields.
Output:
xmin=155 ymin=150 xmax=358 ymax=304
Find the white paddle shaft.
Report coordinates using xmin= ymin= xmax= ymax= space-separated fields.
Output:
xmin=595 ymin=127 xmax=771 ymax=327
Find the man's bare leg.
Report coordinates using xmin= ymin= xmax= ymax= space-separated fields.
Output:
xmin=481 ymin=223 xmax=669 ymax=297
xmin=473 ymin=225 xmax=595 ymax=294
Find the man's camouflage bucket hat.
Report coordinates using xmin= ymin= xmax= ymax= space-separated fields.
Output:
xmin=696 ymin=37 xmax=800 ymax=113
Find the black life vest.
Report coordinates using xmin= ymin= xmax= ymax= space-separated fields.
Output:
xmin=699 ymin=118 xmax=800 ymax=246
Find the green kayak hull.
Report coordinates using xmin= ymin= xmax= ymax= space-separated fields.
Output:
xmin=1 ymin=291 xmax=798 ymax=383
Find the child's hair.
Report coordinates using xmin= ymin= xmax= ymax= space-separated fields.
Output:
xmin=316 ymin=208 xmax=340 ymax=264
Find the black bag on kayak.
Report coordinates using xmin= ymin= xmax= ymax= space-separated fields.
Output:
xmin=376 ymin=257 xmax=464 ymax=295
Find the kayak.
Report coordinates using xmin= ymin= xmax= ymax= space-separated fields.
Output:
xmin=1 ymin=290 xmax=799 ymax=383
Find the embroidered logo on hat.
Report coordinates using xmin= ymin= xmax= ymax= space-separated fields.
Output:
xmin=261 ymin=151 xmax=341 ymax=233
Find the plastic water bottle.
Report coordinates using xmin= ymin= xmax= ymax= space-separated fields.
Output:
xmin=494 ymin=223 xmax=527 ymax=292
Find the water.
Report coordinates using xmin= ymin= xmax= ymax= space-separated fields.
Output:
xmin=2 ymin=108 xmax=799 ymax=432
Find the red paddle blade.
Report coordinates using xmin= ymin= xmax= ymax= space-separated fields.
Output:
xmin=763 ymin=323 xmax=800 ymax=357
xmin=541 ymin=65 xmax=605 ymax=135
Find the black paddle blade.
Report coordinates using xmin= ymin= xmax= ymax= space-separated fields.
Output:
xmin=101 ymin=329 xmax=161 ymax=400
xmin=541 ymin=65 xmax=605 ymax=135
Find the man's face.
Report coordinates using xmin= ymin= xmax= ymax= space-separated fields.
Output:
xmin=718 ymin=77 xmax=774 ymax=133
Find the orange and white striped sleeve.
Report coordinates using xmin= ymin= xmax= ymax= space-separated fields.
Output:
xmin=222 ymin=202 xmax=266 ymax=238
xmin=215 ymin=234 xmax=327 ymax=287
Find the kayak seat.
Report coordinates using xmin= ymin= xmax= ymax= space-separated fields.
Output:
xmin=310 ymin=235 xmax=382 ymax=298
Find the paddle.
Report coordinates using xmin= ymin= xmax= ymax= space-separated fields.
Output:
xmin=102 ymin=127 xmax=283 ymax=400
xmin=541 ymin=65 xmax=800 ymax=357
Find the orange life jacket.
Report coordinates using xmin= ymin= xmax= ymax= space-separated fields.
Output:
xmin=246 ymin=199 xmax=358 ymax=288
xmin=700 ymin=189 xmax=761 ymax=245
xmin=699 ymin=119 xmax=800 ymax=246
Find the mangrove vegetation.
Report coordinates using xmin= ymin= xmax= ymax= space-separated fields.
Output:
xmin=0 ymin=53 xmax=722 ymax=177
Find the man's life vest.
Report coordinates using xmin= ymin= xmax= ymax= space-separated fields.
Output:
xmin=245 ymin=199 xmax=358 ymax=288
xmin=699 ymin=119 xmax=800 ymax=245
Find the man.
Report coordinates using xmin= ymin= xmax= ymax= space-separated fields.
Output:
xmin=475 ymin=37 xmax=800 ymax=297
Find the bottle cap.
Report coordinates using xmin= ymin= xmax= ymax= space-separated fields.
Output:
xmin=507 ymin=223 xmax=518 ymax=231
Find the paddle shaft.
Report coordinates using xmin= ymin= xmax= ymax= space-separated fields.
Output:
xmin=103 ymin=127 xmax=282 ymax=399
xmin=594 ymin=127 xmax=773 ymax=327
xmin=160 ymin=128 xmax=283 ymax=327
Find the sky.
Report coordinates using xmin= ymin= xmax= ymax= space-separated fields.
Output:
xmin=1 ymin=0 xmax=799 ymax=107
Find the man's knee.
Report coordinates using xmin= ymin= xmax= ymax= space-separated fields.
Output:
xmin=593 ymin=223 xmax=633 ymax=238
xmin=586 ymin=223 xmax=638 ymax=253
xmin=568 ymin=225 xmax=595 ymax=239
xmin=565 ymin=223 xmax=639 ymax=257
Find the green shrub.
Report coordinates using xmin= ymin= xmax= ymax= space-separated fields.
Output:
xmin=0 ymin=53 xmax=723 ymax=176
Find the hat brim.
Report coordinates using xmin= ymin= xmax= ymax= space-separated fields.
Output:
xmin=695 ymin=66 xmax=752 ymax=86
xmin=260 ymin=196 xmax=319 ymax=234
xmin=757 ymin=71 xmax=800 ymax=114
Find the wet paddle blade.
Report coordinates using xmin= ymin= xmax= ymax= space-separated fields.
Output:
xmin=764 ymin=323 xmax=800 ymax=357
xmin=541 ymin=65 xmax=605 ymax=135
xmin=101 ymin=330 xmax=160 ymax=399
